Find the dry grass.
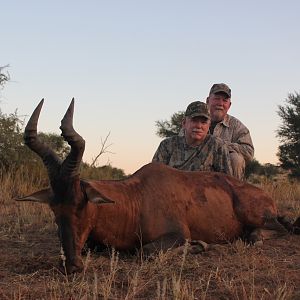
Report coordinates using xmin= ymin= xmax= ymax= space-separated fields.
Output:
xmin=256 ymin=177 xmax=300 ymax=217
xmin=0 ymin=169 xmax=300 ymax=299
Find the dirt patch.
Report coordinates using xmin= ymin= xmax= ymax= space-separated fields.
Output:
xmin=1 ymin=219 xmax=300 ymax=299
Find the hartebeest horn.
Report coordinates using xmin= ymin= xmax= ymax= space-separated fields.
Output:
xmin=25 ymin=99 xmax=44 ymax=138
xmin=60 ymin=99 xmax=85 ymax=178
xmin=24 ymin=99 xmax=62 ymax=181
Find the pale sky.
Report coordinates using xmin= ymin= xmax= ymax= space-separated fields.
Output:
xmin=1 ymin=0 xmax=300 ymax=174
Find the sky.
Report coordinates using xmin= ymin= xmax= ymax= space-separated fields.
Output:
xmin=1 ymin=0 xmax=300 ymax=174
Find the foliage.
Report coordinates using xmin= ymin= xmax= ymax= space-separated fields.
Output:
xmin=261 ymin=163 xmax=280 ymax=178
xmin=277 ymin=92 xmax=300 ymax=178
xmin=245 ymin=158 xmax=262 ymax=179
xmin=155 ymin=111 xmax=184 ymax=138
xmin=81 ymin=162 xmax=126 ymax=180
xmin=0 ymin=110 xmax=24 ymax=169
xmin=0 ymin=65 xmax=10 ymax=89
xmin=38 ymin=132 xmax=70 ymax=159
xmin=245 ymin=159 xmax=279 ymax=180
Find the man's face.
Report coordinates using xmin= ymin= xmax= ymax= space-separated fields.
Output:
xmin=182 ymin=116 xmax=210 ymax=146
xmin=206 ymin=93 xmax=231 ymax=122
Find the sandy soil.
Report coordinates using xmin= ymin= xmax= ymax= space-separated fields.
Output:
xmin=1 ymin=208 xmax=300 ymax=299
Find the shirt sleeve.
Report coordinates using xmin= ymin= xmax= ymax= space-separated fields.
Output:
xmin=214 ymin=119 xmax=254 ymax=163
xmin=152 ymin=140 xmax=171 ymax=165
xmin=231 ymin=127 xmax=254 ymax=163
xmin=213 ymin=143 xmax=234 ymax=176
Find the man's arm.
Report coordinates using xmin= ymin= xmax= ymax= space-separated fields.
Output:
xmin=214 ymin=116 xmax=254 ymax=163
xmin=213 ymin=143 xmax=234 ymax=176
xmin=226 ymin=128 xmax=254 ymax=163
xmin=152 ymin=140 xmax=170 ymax=165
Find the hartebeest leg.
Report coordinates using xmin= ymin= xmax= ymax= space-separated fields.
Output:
xmin=279 ymin=216 xmax=300 ymax=234
xmin=248 ymin=217 xmax=288 ymax=243
xmin=292 ymin=217 xmax=300 ymax=234
xmin=60 ymin=99 xmax=85 ymax=178
xmin=142 ymin=234 xmax=210 ymax=257
xmin=142 ymin=232 xmax=187 ymax=256
xmin=170 ymin=240 xmax=210 ymax=256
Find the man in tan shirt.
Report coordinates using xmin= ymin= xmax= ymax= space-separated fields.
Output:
xmin=206 ymin=83 xmax=254 ymax=179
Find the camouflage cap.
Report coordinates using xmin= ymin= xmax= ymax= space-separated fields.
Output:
xmin=209 ymin=83 xmax=231 ymax=98
xmin=185 ymin=101 xmax=210 ymax=119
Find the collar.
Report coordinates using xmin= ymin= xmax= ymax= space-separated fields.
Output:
xmin=183 ymin=134 xmax=210 ymax=149
xmin=219 ymin=114 xmax=230 ymax=127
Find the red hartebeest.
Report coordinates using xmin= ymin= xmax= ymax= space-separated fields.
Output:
xmin=16 ymin=99 xmax=300 ymax=273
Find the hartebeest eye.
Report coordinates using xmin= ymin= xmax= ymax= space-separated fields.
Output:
xmin=89 ymin=196 xmax=115 ymax=204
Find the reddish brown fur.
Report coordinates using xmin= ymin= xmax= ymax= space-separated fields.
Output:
xmin=85 ymin=163 xmax=277 ymax=246
xmin=18 ymin=162 xmax=280 ymax=273
xmin=46 ymin=163 xmax=283 ymax=271
xmin=17 ymin=100 xmax=285 ymax=274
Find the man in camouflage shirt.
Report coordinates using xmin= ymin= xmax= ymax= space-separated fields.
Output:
xmin=152 ymin=101 xmax=233 ymax=176
xmin=206 ymin=83 xmax=254 ymax=179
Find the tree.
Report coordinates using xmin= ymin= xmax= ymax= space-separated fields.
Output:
xmin=81 ymin=162 xmax=126 ymax=180
xmin=260 ymin=163 xmax=279 ymax=179
xmin=155 ymin=111 xmax=184 ymax=138
xmin=244 ymin=158 xmax=262 ymax=179
xmin=277 ymin=92 xmax=300 ymax=178
xmin=90 ymin=132 xmax=114 ymax=167
xmin=0 ymin=110 xmax=24 ymax=169
xmin=38 ymin=132 xmax=70 ymax=159
xmin=0 ymin=65 xmax=10 ymax=90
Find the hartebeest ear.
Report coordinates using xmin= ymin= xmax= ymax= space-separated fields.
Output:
xmin=15 ymin=188 xmax=54 ymax=204
xmin=81 ymin=180 xmax=115 ymax=205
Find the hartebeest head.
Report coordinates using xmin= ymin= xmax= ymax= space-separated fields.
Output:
xmin=16 ymin=100 xmax=113 ymax=273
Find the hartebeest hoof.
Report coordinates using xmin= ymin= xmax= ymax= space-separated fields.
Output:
xmin=189 ymin=240 xmax=209 ymax=253
xmin=172 ymin=240 xmax=209 ymax=255
xmin=59 ymin=259 xmax=84 ymax=274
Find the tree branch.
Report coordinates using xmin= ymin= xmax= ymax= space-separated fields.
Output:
xmin=91 ymin=132 xmax=114 ymax=167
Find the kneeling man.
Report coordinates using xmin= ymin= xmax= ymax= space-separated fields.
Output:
xmin=153 ymin=101 xmax=233 ymax=176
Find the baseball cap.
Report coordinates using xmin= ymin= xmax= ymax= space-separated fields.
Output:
xmin=185 ymin=101 xmax=210 ymax=119
xmin=209 ymin=83 xmax=231 ymax=98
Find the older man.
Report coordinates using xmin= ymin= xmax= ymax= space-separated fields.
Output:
xmin=206 ymin=83 xmax=254 ymax=179
xmin=152 ymin=101 xmax=233 ymax=176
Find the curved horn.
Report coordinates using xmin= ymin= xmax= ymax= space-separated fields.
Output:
xmin=60 ymin=98 xmax=85 ymax=178
xmin=25 ymin=99 xmax=44 ymax=137
xmin=24 ymin=99 xmax=62 ymax=180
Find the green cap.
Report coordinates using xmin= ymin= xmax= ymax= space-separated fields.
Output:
xmin=209 ymin=83 xmax=231 ymax=98
xmin=185 ymin=101 xmax=210 ymax=119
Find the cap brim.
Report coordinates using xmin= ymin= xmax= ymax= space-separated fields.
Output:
xmin=189 ymin=113 xmax=210 ymax=119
